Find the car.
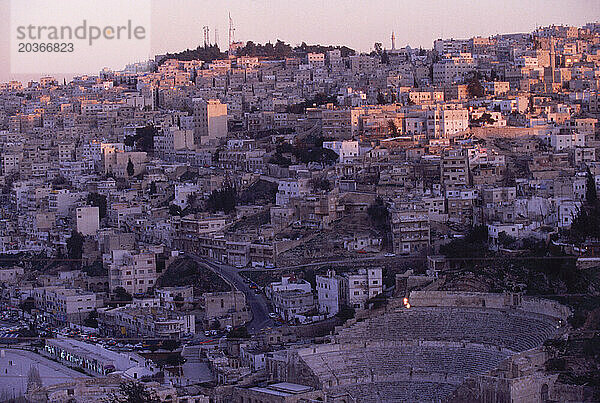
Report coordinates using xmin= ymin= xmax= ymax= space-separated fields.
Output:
xmin=384 ymin=253 xmax=395 ymax=257
xmin=268 ymin=313 xmax=279 ymax=319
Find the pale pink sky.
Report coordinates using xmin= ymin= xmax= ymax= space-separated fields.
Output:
xmin=1 ymin=0 xmax=599 ymax=82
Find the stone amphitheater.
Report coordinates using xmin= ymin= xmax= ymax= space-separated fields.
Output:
xmin=286 ymin=292 xmax=569 ymax=403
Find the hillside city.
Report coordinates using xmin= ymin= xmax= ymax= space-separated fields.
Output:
xmin=0 ymin=21 xmax=600 ymax=403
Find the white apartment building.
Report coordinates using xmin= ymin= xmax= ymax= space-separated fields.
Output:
xmin=340 ymin=268 xmax=383 ymax=310
xmin=426 ymin=107 xmax=469 ymax=138
xmin=156 ymin=286 xmax=194 ymax=310
xmin=322 ymin=140 xmax=359 ymax=163
xmin=316 ymin=270 xmax=342 ymax=316
xmin=174 ymin=183 xmax=200 ymax=209
xmin=1 ymin=153 xmax=21 ymax=174
xmin=558 ymin=200 xmax=582 ymax=228
xmin=266 ymin=275 xmax=312 ymax=300
xmin=49 ymin=190 xmax=85 ymax=216
xmin=321 ymin=108 xmax=362 ymax=139
xmin=433 ymin=54 xmax=475 ymax=85
xmin=275 ymin=178 xmax=311 ymax=206
xmin=154 ymin=126 xmax=195 ymax=160
xmin=0 ymin=267 xmax=24 ymax=283
xmin=271 ymin=290 xmax=315 ymax=322
xmin=98 ymin=306 xmax=195 ymax=338
xmin=434 ymin=38 xmax=470 ymax=54
xmin=76 ymin=206 xmax=100 ymax=236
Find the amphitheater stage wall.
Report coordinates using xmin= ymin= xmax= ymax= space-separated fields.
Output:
xmin=408 ymin=291 xmax=510 ymax=309
xmin=408 ymin=291 xmax=570 ymax=320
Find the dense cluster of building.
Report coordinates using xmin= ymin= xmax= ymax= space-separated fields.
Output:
xmin=1 ymin=21 xmax=599 ymax=402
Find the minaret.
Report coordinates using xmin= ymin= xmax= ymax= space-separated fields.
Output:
xmin=549 ymin=38 xmax=556 ymax=82
xmin=391 ymin=31 xmax=396 ymax=50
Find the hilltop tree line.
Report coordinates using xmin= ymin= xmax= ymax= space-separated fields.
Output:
xmin=159 ymin=41 xmax=355 ymax=65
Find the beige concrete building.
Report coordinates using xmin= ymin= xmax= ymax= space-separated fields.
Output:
xmin=203 ymin=291 xmax=250 ymax=328
xmin=98 ymin=306 xmax=195 ymax=338
xmin=106 ymin=249 xmax=157 ymax=295
xmin=34 ymin=286 xmax=98 ymax=324
xmin=391 ymin=204 xmax=431 ymax=255
xmin=192 ymin=98 xmax=228 ymax=146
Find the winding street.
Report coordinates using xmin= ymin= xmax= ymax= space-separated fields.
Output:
xmin=187 ymin=254 xmax=273 ymax=333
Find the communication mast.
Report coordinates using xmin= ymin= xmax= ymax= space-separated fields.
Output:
xmin=203 ymin=26 xmax=210 ymax=47
xmin=228 ymin=13 xmax=236 ymax=50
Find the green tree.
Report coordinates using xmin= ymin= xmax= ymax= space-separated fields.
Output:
xmin=66 ymin=230 xmax=84 ymax=262
xmin=586 ymin=168 xmax=597 ymax=205
xmin=19 ymin=297 xmax=35 ymax=313
xmin=570 ymin=169 xmax=600 ymax=243
xmin=126 ymin=158 xmax=134 ymax=177
xmin=309 ymin=177 xmax=332 ymax=192
xmin=173 ymin=295 xmax=184 ymax=309
xmin=161 ymin=339 xmax=180 ymax=351
xmin=373 ymin=42 xmax=383 ymax=55
xmin=26 ymin=365 xmax=42 ymax=393
xmin=83 ymin=310 xmax=98 ymax=328
xmin=206 ymin=187 xmax=237 ymax=214
xmin=227 ymin=326 xmax=250 ymax=339
xmin=467 ymin=77 xmax=484 ymax=98
xmin=113 ymin=286 xmax=133 ymax=302
xmin=336 ymin=305 xmax=355 ymax=322
xmin=387 ymin=120 xmax=398 ymax=136
xmin=87 ymin=192 xmax=107 ymax=219
xmin=381 ymin=50 xmax=390 ymax=64
xmin=109 ymin=381 xmax=160 ymax=403
xmin=368 ymin=197 xmax=390 ymax=232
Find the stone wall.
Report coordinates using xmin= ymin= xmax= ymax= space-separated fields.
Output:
xmin=520 ymin=296 xmax=571 ymax=320
xmin=408 ymin=291 xmax=512 ymax=309
xmin=408 ymin=291 xmax=570 ymax=320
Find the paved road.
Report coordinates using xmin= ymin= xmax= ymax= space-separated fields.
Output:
xmin=188 ymin=254 xmax=273 ymax=333
xmin=239 ymin=253 xmax=401 ymax=272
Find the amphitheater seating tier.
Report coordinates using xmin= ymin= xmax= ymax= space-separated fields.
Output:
xmin=330 ymin=381 xmax=459 ymax=403
xmin=335 ymin=307 xmax=559 ymax=352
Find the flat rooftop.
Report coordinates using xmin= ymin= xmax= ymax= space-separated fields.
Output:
xmin=0 ymin=349 xmax=88 ymax=396
xmin=46 ymin=338 xmax=145 ymax=370
xmin=249 ymin=382 xmax=313 ymax=396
